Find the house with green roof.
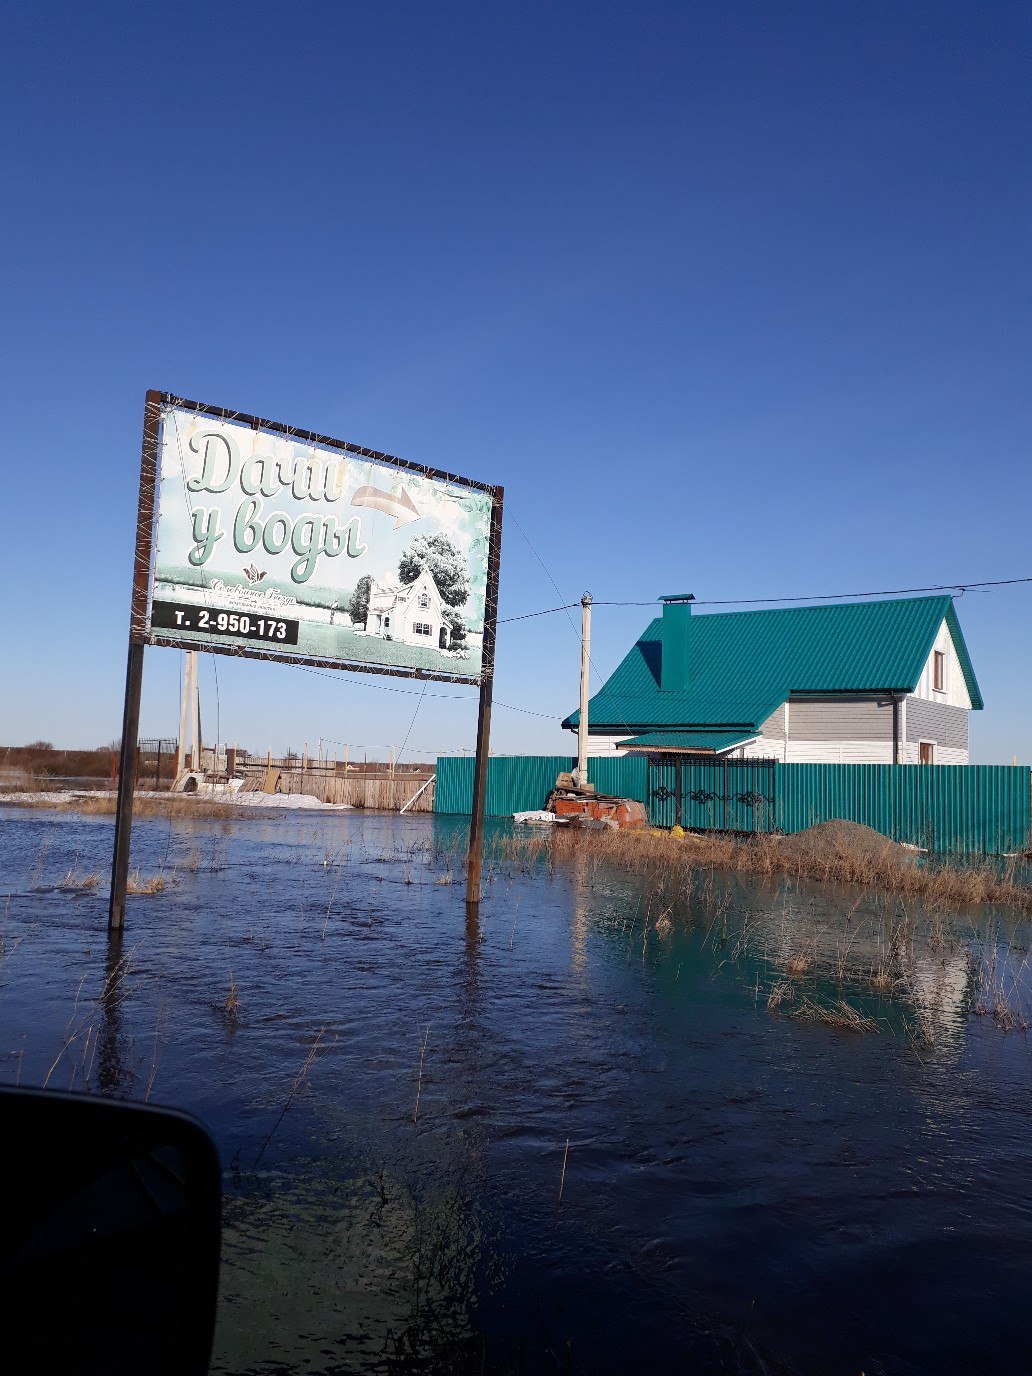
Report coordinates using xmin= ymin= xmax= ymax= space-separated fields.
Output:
xmin=562 ymin=595 xmax=982 ymax=765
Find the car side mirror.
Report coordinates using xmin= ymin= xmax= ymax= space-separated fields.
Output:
xmin=0 ymin=1087 xmax=221 ymax=1375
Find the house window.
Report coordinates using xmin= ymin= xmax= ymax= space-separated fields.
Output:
xmin=418 ymin=592 xmax=430 ymax=609
xmin=412 ymin=622 xmax=432 ymax=636
xmin=919 ymin=741 xmax=935 ymax=765
xmin=933 ymin=651 xmax=945 ymax=692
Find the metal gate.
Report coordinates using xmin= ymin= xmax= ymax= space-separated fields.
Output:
xmin=646 ymin=755 xmax=778 ymax=833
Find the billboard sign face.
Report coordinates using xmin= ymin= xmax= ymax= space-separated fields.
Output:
xmin=147 ymin=399 xmax=498 ymax=683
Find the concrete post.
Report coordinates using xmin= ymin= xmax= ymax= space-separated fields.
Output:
xmin=176 ymin=652 xmax=190 ymax=777
xmin=575 ymin=593 xmax=592 ymax=789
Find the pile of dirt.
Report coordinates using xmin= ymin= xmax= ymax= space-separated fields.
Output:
xmin=773 ymin=818 xmax=908 ymax=863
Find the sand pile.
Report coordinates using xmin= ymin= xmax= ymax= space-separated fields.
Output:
xmin=773 ymin=818 xmax=908 ymax=862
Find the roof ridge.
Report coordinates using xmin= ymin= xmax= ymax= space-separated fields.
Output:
xmin=686 ymin=593 xmax=952 ymax=620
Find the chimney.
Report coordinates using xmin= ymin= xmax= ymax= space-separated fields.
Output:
xmin=660 ymin=593 xmax=694 ymax=691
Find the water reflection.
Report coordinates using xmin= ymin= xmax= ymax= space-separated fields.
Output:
xmin=570 ymin=843 xmax=589 ymax=975
xmin=3 ymin=806 xmax=1032 ymax=1375
xmin=96 ymin=932 xmax=132 ymax=1095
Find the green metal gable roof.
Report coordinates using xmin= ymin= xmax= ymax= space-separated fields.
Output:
xmin=563 ymin=596 xmax=983 ymax=733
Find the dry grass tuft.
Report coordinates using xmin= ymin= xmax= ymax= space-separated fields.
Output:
xmin=218 ymin=969 xmax=240 ymax=1027
xmin=60 ymin=869 xmax=101 ymax=891
xmin=790 ymin=995 xmax=879 ymax=1033
xmin=785 ymin=951 xmax=814 ymax=979
xmin=766 ymin=980 xmax=793 ymax=1010
xmin=765 ymin=980 xmax=878 ymax=1032
xmin=125 ymin=870 xmax=166 ymax=895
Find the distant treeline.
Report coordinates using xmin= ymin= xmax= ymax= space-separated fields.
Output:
xmin=1 ymin=744 xmax=434 ymax=780
xmin=1 ymin=743 xmax=119 ymax=779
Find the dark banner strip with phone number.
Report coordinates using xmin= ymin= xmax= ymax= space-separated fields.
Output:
xmin=150 ymin=600 xmax=300 ymax=646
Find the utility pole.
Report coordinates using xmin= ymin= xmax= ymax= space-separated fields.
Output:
xmin=574 ymin=592 xmax=592 ymax=790
xmin=176 ymin=651 xmax=201 ymax=775
xmin=465 ymin=489 xmax=504 ymax=915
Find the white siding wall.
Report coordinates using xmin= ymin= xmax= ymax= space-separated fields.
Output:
xmin=899 ymin=743 xmax=968 ymax=765
xmin=740 ymin=737 xmax=777 ymax=759
xmin=912 ymin=619 xmax=972 ymax=709
xmin=901 ymin=694 xmax=970 ymax=765
xmin=786 ymin=739 xmax=895 ymax=764
xmin=741 ymin=704 xmax=787 ymax=760
xmin=787 ymin=698 xmax=895 ymax=763
xmin=739 ymin=699 xmax=897 ymax=763
xmin=585 ymin=735 xmax=629 ymax=757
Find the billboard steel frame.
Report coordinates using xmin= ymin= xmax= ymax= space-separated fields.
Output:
xmin=109 ymin=391 xmax=503 ymax=930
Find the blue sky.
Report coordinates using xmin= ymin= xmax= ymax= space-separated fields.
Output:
xmin=1 ymin=1 xmax=1028 ymax=763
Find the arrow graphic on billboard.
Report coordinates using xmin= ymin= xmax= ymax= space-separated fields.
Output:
xmin=352 ymin=485 xmax=420 ymax=528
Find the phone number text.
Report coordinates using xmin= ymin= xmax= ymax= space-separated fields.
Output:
xmin=150 ymin=601 xmax=300 ymax=646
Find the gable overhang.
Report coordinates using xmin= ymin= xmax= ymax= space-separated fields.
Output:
xmin=562 ymin=716 xmax=757 ymax=734
xmin=616 ymin=729 xmax=761 ymax=754
xmin=943 ymin=604 xmax=984 ymax=709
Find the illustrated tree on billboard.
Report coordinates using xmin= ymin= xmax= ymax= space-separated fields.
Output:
xmin=399 ymin=534 xmax=470 ymax=645
xmin=348 ymin=574 xmax=372 ymax=627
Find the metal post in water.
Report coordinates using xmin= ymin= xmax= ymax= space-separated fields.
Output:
xmin=109 ymin=390 xmax=162 ymax=932
xmin=465 ymin=487 xmax=504 ymax=915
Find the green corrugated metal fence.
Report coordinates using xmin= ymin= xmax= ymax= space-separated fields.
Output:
xmin=777 ymin=764 xmax=1030 ymax=855
xmin=434 ymin=754 xmax=1031 ymax=855
xmin=433 ymin=755 xmax=648 ymax=818
xmin=434 ymin=756 xmax=572 ymax=819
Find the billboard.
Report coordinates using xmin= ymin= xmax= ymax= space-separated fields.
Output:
xmin=146 ymin=398 xmax=499 ymax=684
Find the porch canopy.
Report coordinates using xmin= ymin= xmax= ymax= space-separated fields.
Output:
xmin=616 ymin=729 xmax=759 ymax=754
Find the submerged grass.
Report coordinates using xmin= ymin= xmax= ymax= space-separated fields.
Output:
xmin=765 ymin=979 xmax=879 ymax=1032
xmin=500 ymin=822 xmax=1031 ymax=1046
xmin=972 ymin=947 xmax=1031 ymax=1031
xmin=510 ymin=824 xmax=1030 ymax=913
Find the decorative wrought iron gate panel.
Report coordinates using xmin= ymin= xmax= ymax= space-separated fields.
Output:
xmin=646 ymin=756 xmax=777 ymax=833
xmin=647 ymin=758 xmax=680 ymax=828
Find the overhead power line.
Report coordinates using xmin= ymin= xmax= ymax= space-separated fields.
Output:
xmin=294 ymin=662 xmax=556 ymax=719
xmin=277 ymin=571 xmax=1030 ymax=743
xmin=499 ymin=574 xmax=1032 ymax=622
xmin=499 ymin=603 xmax=580 ymax=624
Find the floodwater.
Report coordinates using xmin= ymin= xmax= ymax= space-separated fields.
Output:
xmin=1 ymin=804 xmax=1031 ymax=1375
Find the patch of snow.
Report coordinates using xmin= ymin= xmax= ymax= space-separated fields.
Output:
xmin=230 ymin=791 xmax=351 ymax=810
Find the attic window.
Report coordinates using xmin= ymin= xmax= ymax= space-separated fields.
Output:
xmin=419 ymin=592 xmax=430 ymax=609
xmin=933 ymin=651 xmax=945 ymax=692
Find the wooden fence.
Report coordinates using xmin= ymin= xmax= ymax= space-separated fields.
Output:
xmin=234 ymin=758 xmax=436 ymax=812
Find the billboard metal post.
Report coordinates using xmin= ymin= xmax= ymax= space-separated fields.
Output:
xmin=466 ymin=489 xmax=503 ymax=915
xmin=109 ymin=391 xmax=162 ymax=931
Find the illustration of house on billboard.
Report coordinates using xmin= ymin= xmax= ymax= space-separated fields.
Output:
xmin=365 ymin=566 xmax=466 ymax=651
